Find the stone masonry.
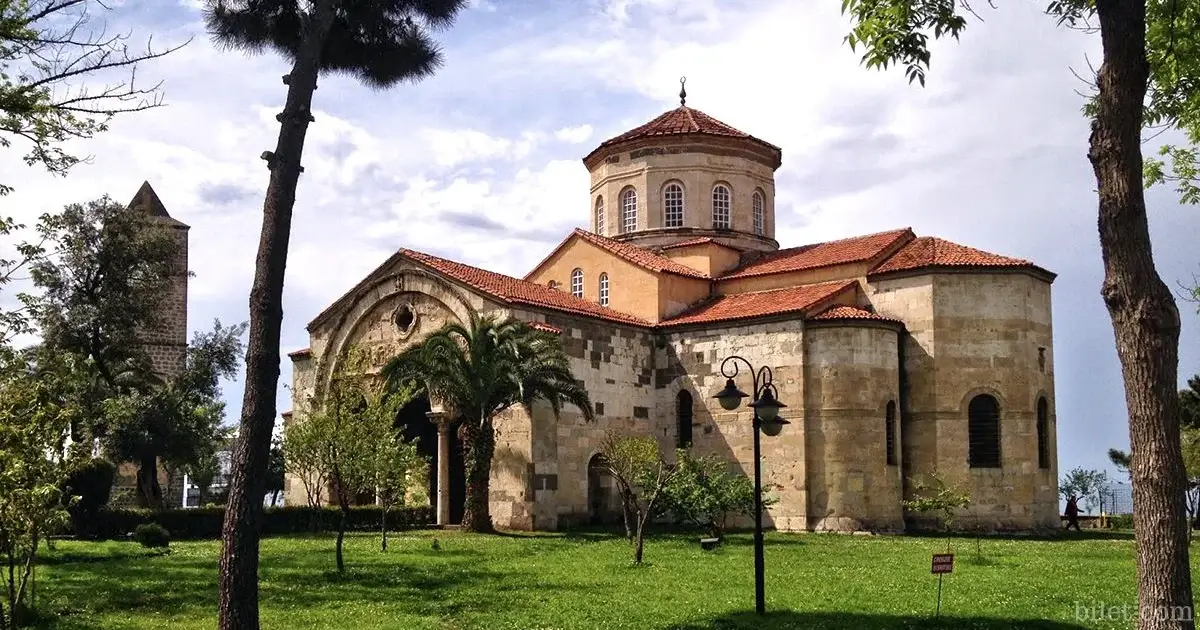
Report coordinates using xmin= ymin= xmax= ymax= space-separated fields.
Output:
xmin=284 ymin=98 xmax=1060 ymax=533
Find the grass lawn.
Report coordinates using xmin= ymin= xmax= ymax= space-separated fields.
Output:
xmin=28 ymin=529 xmax=1195 ymax=629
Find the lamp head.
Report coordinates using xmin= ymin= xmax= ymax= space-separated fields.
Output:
xmin=714 ymin=378 xmax=749 ymax=411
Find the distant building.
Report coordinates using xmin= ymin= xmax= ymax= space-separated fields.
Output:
xmin=285 ymin=96 xmax=1060 ymax=533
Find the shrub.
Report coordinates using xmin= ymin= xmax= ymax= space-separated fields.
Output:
xmin=58 ymin=505 xmax=434 ymax=540
xmin=1108 ymin=514 xmax=1134 ymax=530
xmin=134 ymin=523 xmax=170 ymax=548
xmin=62 ymin=458 xmax=117 ymax=538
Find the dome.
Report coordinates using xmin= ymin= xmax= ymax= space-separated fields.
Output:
xmin=583 ymin=97 xmax=782 ymax=253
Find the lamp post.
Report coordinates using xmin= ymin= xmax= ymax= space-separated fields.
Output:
xmin=713 ymin=356 xmax=788 ymax=616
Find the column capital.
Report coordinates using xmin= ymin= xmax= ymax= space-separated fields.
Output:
xmin=426 ymin=410 xmax=453 ymax=429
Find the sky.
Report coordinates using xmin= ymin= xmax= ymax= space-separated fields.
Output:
xmin=2 ymin=0 xmax=1198 ymax=482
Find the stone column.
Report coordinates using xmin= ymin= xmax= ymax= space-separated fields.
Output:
xmin=427 ymin=411 xmax=451 ymax=526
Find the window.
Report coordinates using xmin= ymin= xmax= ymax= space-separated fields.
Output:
xmin=595 ymin=197 xmax=605 ymax=234
xmin=885 ymin=400 xmax=897 ymax=466
xmin=968 ymin=394 xmax=1001 ymax=468
xmin=712 ymin=184 xmax=731 ymax=229
xmin=598 ymin=273 xmax=609 ymax=307
xmin=752 ymin=191 xmax=765 ymax=235
xmin=547 ymin=280 xmax=560 ymax=290
xmin=676 ymin=390 xmax=693 ymax=448
xmin=663 ymin=183 xmax=684 ymax=227
xmin=621 ymin=188 xmax=638 ymax=233
xmin=570 ymin=268 xmax=583 ymax=298
xmin=1037 ymin=397 xmax=1050 ymax=469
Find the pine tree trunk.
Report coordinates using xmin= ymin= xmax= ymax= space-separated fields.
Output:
xmin=460 ymin=419 xmax=496 ymax=533
xmin=1091 ymin=2 xmax=1194 ymax=629
xmin=217 ymin=5 xmax=336 ymax=629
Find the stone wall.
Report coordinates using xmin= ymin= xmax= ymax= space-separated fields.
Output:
xmin=657 ymin=319 xmax=809 ymax=531
xmin=867 ymin=271 xmax=1059 ymax=531
xmin=802 ymin=322 xmax=903 ymax=532
xmin=140 ymin=219 xmax=189 ymax=378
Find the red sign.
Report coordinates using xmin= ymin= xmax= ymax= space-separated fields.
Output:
xmin=931 ymin=553 xmax=954 ymax=574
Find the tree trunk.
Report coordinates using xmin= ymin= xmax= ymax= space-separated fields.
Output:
xmin=460 ymin=419 xmax=496 ymax=533
xmin=381 ymin=506 xmax=389 ymax=552
xmin=633 ymin=517 xmax=646 ymax=565
xmin=336 ymin=488 xmax=349 ymax=573
xmin=217 ymin=5 xmax=337 ymax=629
xmin=1091 ymin=2 xmax=1194 ymax=629
xmin=136 ymin=454 xmax=162 ymax=509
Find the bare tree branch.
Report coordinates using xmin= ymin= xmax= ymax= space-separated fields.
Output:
xmin=0 ymin=0 xmax=189 ymax=191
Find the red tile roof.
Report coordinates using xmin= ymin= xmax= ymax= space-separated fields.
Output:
xmin=809 ymin=305 xmax=904 ymax=326
xmin=288 ymin=347 xmax=311 ymax=358
xmin=585 ymin=106 xmax=781 ymax=164
xmin=569 ymin=229 xmax=711 ymax=279
xmin=720 ymin=229 xmax=914 ymax=280
xmin=529 ymin=321 xmax=563 ymax=334
xmin=660 ymin=281 xmax=855 ymax=327
xmin=870 ymin=236 xmax=1054 ymax=278
xmin=402 ymin=249 xmax=653 ymax=327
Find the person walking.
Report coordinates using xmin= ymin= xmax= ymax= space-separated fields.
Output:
xmin=1064 ymin=494 xmax=1082 ymax=532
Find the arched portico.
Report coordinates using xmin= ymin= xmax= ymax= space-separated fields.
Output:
xmin=396 ymin=395 xmax=465 ymax=525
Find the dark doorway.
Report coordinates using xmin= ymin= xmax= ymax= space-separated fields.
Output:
xmin=395 ymin=396 xmax=465 ymax=524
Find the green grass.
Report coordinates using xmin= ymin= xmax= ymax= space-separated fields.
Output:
xmin=26 ymin=529 xmax=1195 ymax=629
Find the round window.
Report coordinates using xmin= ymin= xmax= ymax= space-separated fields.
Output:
xmin=393 ymin=304 xmax=416 ymax=335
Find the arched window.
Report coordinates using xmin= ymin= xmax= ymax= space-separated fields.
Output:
xmin=1037 ymin=397 xmax=1050 ymax=469
xmin=595 ymin=197 xmax=605 ymax=234
xmin=885 ymin=400 xmax=897 ymax=466
xmin=676 ymin=390 xmax=693 ymax=448
xmin=663 ymin=182 xmax=684 ymax=227
xmin=752 ymin=191 xmax=765 ymax=236
xmin=621 ymin=188 xmax=638 ymax=233
xmin=968 ymin=394 xmax=1002 ymax=468
xmin=598 ymin=273 xmax=609 ymax=307
xmin=712 ymin=184 xmax=731 ymax=229
xmin=570 ymin=268 xmax=583 ymax=298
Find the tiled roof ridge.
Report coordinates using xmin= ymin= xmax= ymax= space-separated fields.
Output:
xmin=868 ymin=235 xmax=1052 ymax=278
xmin=809 ymin=304 xmax=904 ymax=325
xmin=659 ymin=279 xmax=856 ymax=327
xmin=657 ymin=237 xmax=741 ymax=253
xmin=400 ymin=248 xmax=654 ymax=327
xmin=719 ymin=228 xmax=914 ymax=280
xmin=572 ymin=229 xmax=711 ymax=279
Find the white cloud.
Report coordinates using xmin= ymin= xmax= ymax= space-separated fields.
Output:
xmin=554 ymin=124 xmax=594 ymax=144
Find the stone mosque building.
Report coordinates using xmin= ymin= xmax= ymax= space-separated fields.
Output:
xmin=283 ymin=94 xmax=1062 ymax=533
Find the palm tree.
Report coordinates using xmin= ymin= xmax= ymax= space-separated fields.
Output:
xmin=383 ymin=313 xmax=595 ymax=533
xmin=201 ymin=2 xmax=467 ymax=628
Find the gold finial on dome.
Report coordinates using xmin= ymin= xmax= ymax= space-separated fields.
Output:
xmin=679 ymin=76 xmax=687 ymax=107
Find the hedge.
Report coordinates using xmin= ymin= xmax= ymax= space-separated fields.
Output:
xmin=65 ymin=505 xmax=433 ymax=540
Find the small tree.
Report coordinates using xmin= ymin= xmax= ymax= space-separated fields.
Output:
xmin=61 ymin=457 xmax=115 ymax=538
xmin=0 ymin=347 xmax=78 ymax=629
xmin=375 ymin=433 xmax=423 ymax=552
xmin=282 ymin=412 xmax=332 ymax=523
xmin=662 ymin=449 xmax=767 ymax=540
xmin=1181 ymin=427 xmax=1200 ymax=530
xmin=1059 ymin=468 xmax=1110 ymax=514
xmin=903 ymin=473 xmax=972 ymax=552
xmin=303 ymin=346 xmax=414 ymax=570
xmin=598 ymin=432 xmax=677 ymax=565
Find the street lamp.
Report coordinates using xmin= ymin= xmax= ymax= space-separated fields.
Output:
xmin=713 ymin=356 xmax=789 ymax=615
